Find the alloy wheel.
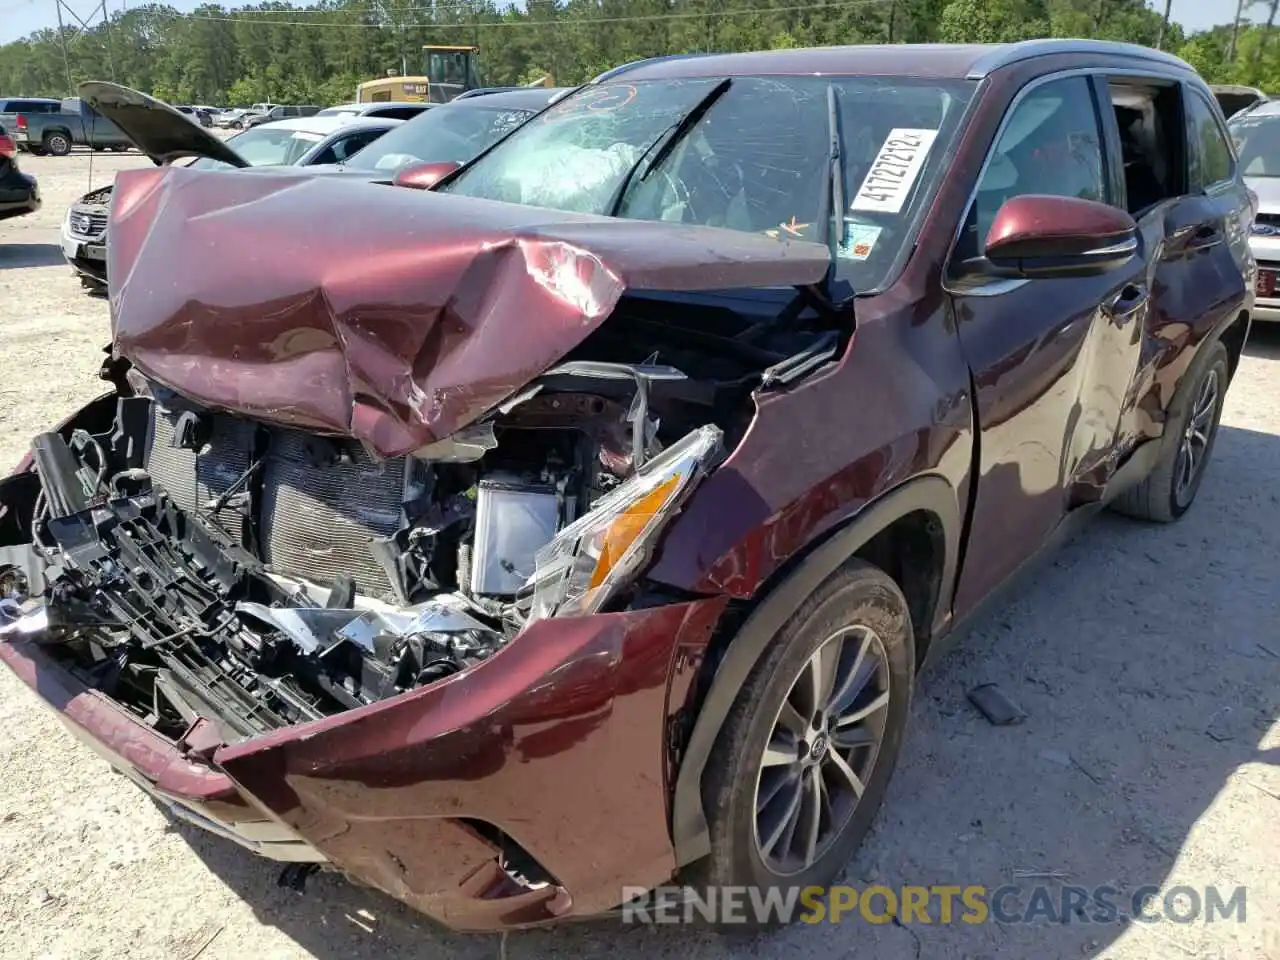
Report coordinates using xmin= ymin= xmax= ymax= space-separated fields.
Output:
xmin=752 ymin=624 xmax=891 ymax=876
xmin=1174 ymin=367 xmax=1219 ymax=508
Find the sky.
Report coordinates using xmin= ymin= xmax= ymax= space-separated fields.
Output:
xmin=0 ymin=0 xmax=1256 ymax=48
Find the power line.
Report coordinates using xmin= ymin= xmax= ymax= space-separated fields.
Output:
xmin=165 ymin=0 xmax=893 ymax=29
xmin=172 ymin=0 xmax=532 ymax=14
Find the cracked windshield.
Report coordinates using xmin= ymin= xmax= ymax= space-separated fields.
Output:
xmin=441 ymin=76 xmax=975 ymax=288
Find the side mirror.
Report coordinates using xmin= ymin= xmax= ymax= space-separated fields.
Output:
xmin=981 ymin=195 xmax=1138 ymax=279
xmin=392 ymin=160 xmax=462 ymax=190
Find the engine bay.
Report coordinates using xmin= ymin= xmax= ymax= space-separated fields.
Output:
xmin=0 ymin=360 xmax=732 ymax=744
xmin=0 ymin=284 xmax=848 ymax=745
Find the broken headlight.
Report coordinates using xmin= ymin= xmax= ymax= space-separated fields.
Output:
xmin=526 ymin=425 xmax=723 ymax=621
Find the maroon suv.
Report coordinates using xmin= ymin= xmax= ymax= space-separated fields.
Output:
xmin=0 ymin=40 xmax=1253 ymax=930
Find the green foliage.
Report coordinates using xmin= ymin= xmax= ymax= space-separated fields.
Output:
xmin=0 ymin=0 xmax=1263 ymax=105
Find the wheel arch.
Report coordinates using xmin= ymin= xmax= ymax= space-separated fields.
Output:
xmin=1219 ymin=309 xmax=1250 ymax=380
xmin=669 ymin=473 xmax=961 ymax=868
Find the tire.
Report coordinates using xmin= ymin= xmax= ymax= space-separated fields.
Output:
xmin=687 ymin=560 xmax=915 ymax=918
xmin=109 ymin=144 xmax=128 ymax=152
xmin=43 ymin=132 xmax=72 ymax=156
xmin=231 ymin=120 xmax=243 ymax=130
xmin=1111 ymin=339 xmax=1229 ymax=522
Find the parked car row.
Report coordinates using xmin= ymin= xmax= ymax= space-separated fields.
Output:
xmin=0 ymin=39 xmax=1264 ymax=936
xmin=60 ymin=86 xmax=564 ymax=289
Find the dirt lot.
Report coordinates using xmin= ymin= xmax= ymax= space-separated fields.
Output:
xmin=0 ymin=150 xmax=1277 ymax=960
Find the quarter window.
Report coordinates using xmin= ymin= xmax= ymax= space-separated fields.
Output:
xmin=1186 ymin=93 xmax=1234 ymax=189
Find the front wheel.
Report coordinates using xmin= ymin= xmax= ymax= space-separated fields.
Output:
xmin=1111 ymin=339 xmax=1229 ymax=522
xmin=43 ymin=132 xmax=71 ymax=156
xmin=691 ymin=561 xmax=914 ymax=906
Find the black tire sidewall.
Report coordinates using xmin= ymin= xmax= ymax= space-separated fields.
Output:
xmin=1167 ymin=342 xmax=1229 ymax=519
xmin=702 ymin=561 xmax=915 ymax=893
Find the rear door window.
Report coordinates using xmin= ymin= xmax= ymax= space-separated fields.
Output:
xmin=1186 ymin=92 xmax=1236 ymax=190
xmin=375 ymin=106 xmax=426 ymax=120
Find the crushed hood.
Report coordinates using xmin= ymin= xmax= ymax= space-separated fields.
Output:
xmin=107 ymin=165 xmax=831 ymax=458
xmin=79 ymin=81 xmax=248 ymax=168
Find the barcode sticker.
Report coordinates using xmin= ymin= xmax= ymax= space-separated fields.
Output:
xmin=851 ymin=128 xmax=939 ymax=214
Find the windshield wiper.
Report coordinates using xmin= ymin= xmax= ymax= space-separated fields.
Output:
xmin=793 ymin=84 xmax=854 ymax=315
xmin=822 ymin=84 xmax=846 ymax=257
xmin=606 ymin=77 xmax=732 ymax=217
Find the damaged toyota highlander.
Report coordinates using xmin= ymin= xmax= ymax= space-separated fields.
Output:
xmin=0 ymin=41 xmax=1254 ymax=931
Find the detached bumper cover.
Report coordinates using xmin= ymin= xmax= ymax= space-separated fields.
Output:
xmin=0 ymin=596 xmax=726 ymax=931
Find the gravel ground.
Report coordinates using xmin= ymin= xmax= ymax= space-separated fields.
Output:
xmin=0 ymin=151 xmax=1277 ymax=960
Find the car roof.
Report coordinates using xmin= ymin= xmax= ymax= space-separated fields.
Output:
xmin=321 ymin=102 xmax=428 ymax=113
xmin=250 ymin=115 xmax=403 ymax=135
xmin=603 ymin=39 xmax=1195 ymax=83
xmin=1236 ymin=99 xmax=1280 ymax=118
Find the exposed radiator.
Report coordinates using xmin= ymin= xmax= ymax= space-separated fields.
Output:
xmin=259 ymin=430 xmax=410 ymax=600
xmin=144 ymin=404 xmax=255 ymax=547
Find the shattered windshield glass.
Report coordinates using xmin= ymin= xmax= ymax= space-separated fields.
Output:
xmin=441 ymin=76 xmax=975 ymax=288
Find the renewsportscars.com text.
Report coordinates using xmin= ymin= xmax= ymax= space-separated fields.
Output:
xmin=619 ymin=884 xmax=1248 ymax=926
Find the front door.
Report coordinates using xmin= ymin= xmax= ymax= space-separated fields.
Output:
xmin=947 ymin=73 xmax=1149 ymax=616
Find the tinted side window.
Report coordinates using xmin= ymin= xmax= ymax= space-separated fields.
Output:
xmin=960 ymin=76 xmax=1105 ymax=260
xmin=1186 ymin=93 xmax=1235 ymax=189
xmin=331 ymin=129 xmax=384 ymax=161
xmin=379 ymin=107 xmax=425 ymax=120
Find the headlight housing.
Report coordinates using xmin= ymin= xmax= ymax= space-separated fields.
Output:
xmin=526 ymin=424 xmax=723 ymax=621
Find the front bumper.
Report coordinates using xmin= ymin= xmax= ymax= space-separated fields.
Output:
xmin=60 ymin=226 xmax=107 ymax=282
xmin=0 ymin=595 xmax=726 ymax=930
xmin=0 ymin=631 xmax=323 ymax=862
xmin=1252 ymin=296 xmax=1280 ymax=321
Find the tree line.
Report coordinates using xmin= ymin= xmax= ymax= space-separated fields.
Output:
xmin=0 ymin=0 xmax=1275 ymax=108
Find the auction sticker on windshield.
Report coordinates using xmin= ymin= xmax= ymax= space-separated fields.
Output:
xmin=851 ymin=128 xmax=939 ymax=214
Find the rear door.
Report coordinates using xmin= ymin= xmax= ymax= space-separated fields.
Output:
xmin=947 ymin=72 xmax=1150 ymax=615
xmin=1097 ymin=79 xmax=1251 ymax=458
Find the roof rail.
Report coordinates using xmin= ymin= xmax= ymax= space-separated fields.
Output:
xmin=589 ymin=52 xmax=715 ymax=85
xmin=966 ymin=39 xmax=1194 ymax=80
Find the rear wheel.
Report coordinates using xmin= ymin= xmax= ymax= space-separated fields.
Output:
xmin=43 ymin=132 xmax=71 ymax=156
xmin=1111 ymin=339 xmax=1228 ymax=522
xmin=690 ymin=561 xmax=914 ymax=913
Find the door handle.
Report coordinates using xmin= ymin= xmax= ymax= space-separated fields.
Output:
xmin=1187 ymin=224 xmax=1223 ymax=250
xmin=1105 ymin=283 xmax=1148 ymax=322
